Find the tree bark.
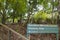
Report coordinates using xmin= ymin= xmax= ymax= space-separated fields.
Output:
xmin=2 ymin=8 xmax=6 ymax=24
xmin=2 ymin=13 xmax=6 ymax=24
xmin=57 ymin=0 xmax=60 ymax=40
xmin=13 ymin=18 xmax=14 ymax=23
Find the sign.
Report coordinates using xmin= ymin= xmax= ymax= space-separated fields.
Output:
xmin=27 ymin=24 xmax=59 ymax=40
xmin=27 ymin=24 xmax=59 ymax=33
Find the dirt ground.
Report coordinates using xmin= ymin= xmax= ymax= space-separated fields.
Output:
xmin=30 ymin=34 xmax=56 ymax=40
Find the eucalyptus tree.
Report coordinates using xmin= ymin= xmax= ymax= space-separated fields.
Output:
xmin=8 ymin=0 xmax=27 ymax=23
xmin=0 ymin=0 xmax=9 ymax=24
xmin=0 ymin=0 xmax=27 ymax=23
xmin=26 ymin=0 xmax=38 ymax=23
xmin=27 ymin=0 xmax=49 ymax=23
xmin=36 ymin=0 xmax=58 ymax=24
xmin=0 ymin=0 xmax=58 ymax=24
xmin=57 ymin=0 xmax=60 ymax=24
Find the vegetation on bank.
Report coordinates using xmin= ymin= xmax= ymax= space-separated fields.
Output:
xmin=0 ymin=0 xmax=59 ymax=24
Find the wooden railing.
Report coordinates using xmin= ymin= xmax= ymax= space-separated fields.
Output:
xmin=0 ymin=23 xmax=29 ymax=40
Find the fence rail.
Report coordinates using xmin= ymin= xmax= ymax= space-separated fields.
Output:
xmin=0 ymin=23 xmax=29 ymax=40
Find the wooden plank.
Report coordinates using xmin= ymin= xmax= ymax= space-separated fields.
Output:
xmin=0 ymin=37 xmax=3 ymax=40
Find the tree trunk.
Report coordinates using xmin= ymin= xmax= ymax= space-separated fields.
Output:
xmin=2 ymin=13 xmax=6 ymax=24
xmin=2 ymin=8 xmax=6 ymax=24
xmin=57 ymin=0 xmax=60 ymax=40
xmin=1 ymin=0 xmax=9 ymax=24
xmin=13 ymin=18 xmax=14 ymax=23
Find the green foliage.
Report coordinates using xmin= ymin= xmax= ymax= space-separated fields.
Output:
xmin=0 ymin=0 xmax=59 ymax=23
xmin=0 ymin=0 xmax=4 ymax=10
xmin=0 ymin=0 xmax=27 ymax=23
xmin=33 ymin=11 xmax=47 ymax=21
xmin=38 ymin=0 xmax=49 ymax=9
xmin=51 ymin=0 xmax=58 ymax=7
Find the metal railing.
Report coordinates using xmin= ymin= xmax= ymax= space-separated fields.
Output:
xmin=0 ymin=23 xmax=29 ymax=40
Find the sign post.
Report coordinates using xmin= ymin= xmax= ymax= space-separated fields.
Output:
xmin=27 ymin=24 xmax=59 ymax=40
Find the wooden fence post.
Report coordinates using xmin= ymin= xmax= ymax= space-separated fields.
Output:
xmin=8 ymin=30 xmax=11 ymax=40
